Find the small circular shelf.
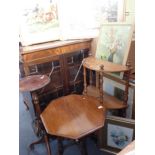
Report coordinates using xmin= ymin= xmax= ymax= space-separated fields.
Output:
xmin=19 ymin=74 xmax=51 ymax=92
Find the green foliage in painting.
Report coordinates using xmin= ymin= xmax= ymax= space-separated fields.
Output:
xmin=96 ymin=25 xmax=131 ymax=65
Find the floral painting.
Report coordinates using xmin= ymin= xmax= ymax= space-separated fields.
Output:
xmin=107 ymin=124 xmax=133 ymax=149
xmin=100 ymin=116 xmax=135 ymax=153
xmin=96 ymin=23 xmax=133 ymax=65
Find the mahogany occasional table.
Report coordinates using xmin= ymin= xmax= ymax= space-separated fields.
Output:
xmin=41 ymin=94 xmax=106 ymax=155
xmin=19 ymin=74 xmax=52 ymax=155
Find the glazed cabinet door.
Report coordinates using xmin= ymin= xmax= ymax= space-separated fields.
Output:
xmin=64 ymin=49 xmax=89 ymax=94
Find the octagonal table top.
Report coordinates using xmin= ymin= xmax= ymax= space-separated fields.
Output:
xmin=19 ymin=74 xmax=50 ymax=92
xmin=41 ymin=94 xmax=106 ymax=140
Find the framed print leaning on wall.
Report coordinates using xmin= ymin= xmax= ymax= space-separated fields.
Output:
xmin=95 ymin=23 xmax=134 ymax=78
xmin=20 ymin=0 xmax=60 ymax=46
xmin=99 ymin=115 xmax=135 ymax=154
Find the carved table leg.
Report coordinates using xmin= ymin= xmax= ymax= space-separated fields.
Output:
xmin=32 ymin=92 xmax=52 ymax=155
xmin=44 ymin=134 xmax=52 ymax=155
xmin=29 ymin=136 xmax=44 ymax=150
xmin=58 ymin=137 xmax=64 ymax=155
xmin=77 ymin=138 xmax=88 ymax=155
xmin=29 ymin=134 xmax=52 ymax=155
xmin=32 ymin=92 xmax=42 ymax=116
xmin=95 ymin=129 xmax=101 ymax=148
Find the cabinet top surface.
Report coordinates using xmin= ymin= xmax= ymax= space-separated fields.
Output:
xmin=20 ymin=39 xmax=91 ymax=54
xmin=83 ymin=57 xmax=129 ymax=72
xmin=41 ymin=94 xmax=106 ymax=139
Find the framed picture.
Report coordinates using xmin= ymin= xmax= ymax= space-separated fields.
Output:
xmin=95 ymin=23 xmax=134 ymax=78
xmin=99 ymin=115 xmax=135 ymax=154
xmin=20 ymin=0 xmax=60 ymax=46
xmin=103 ymin=77 xmax=135 ymax=119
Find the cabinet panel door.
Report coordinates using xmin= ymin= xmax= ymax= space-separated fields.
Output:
xmin=64 ymin=49 xmax=89 ymax=94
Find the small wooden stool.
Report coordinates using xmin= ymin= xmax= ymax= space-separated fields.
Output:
xmin=19 ymin=74 xmax=52 ymax=155
xmin=41 ymin=94 xmax=106 ymax=155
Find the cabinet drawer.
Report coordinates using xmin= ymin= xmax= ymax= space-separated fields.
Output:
xmin=23 ymin=48 xmax=61 ymax=66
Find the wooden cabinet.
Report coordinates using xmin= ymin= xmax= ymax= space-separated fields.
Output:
xmin=20 ymin=39 xmax=91 ymax=107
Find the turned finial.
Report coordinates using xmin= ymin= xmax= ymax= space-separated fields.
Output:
xmin=100 ymin=65 xmax=104 ymax=71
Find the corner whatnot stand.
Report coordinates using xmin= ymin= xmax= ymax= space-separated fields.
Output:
xmin=82 ymin=56 xmax=132 ymax=117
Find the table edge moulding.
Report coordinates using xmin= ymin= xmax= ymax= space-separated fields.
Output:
xmin=40 ymin=94 xmax=106 ymax=140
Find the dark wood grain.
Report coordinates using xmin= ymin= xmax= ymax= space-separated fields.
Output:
xmin=19 ymin=75 xmax=50 ymax=92
xmin=21 ymin=40 xmax=91 ymax=71
xmin=86 ymin=86 xmax=127 ymax=109
xmin=20 ymin=40 xmax=91 ymax=97
xmin=82 ymin=56 xmax=129 ymax=114
xmin=41 ymin=94 xmax=106 ymax=140
xmin=21 ymin=39 xmax=91 ymax=54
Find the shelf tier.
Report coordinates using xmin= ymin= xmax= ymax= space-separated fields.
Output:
xmin=86 ymin=85 xmax=127 ymax=110
xmin=83 ymin=57 xmax=129 ymax=73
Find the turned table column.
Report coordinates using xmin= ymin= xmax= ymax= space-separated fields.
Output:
xmin=19 ymin=74 xmax=52 ymax=155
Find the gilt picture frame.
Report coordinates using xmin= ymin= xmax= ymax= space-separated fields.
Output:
xmin=95 ymin=23 xmax=134 ymax=79
xmin=100 ymin=115 xmax=135 ymax=154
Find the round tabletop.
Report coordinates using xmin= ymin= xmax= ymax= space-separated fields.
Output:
xmin=83 ymin=57 xmax=129 ymax=72
xmin=19 ymin=74 xmax=51 ymax=92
